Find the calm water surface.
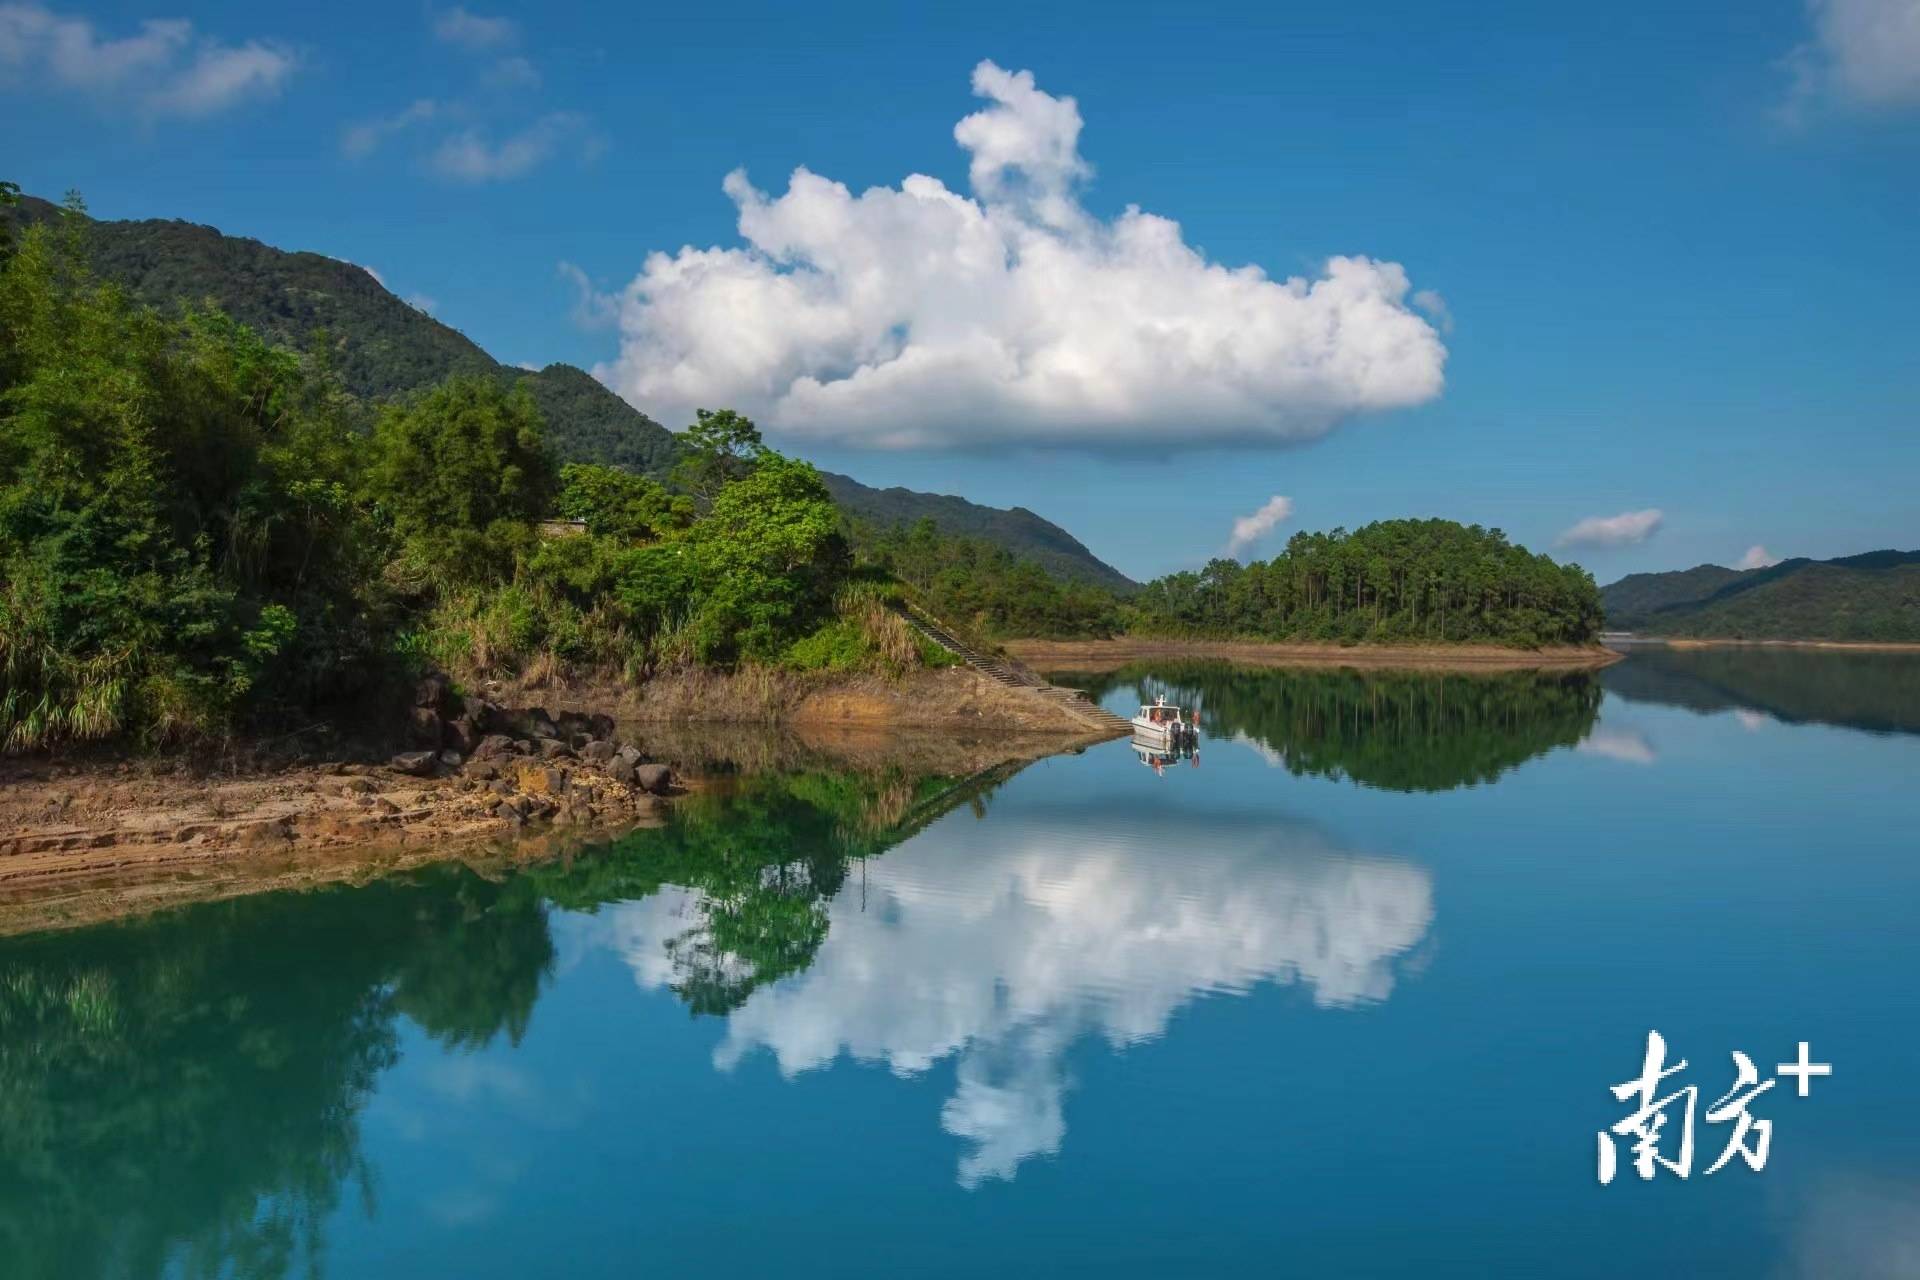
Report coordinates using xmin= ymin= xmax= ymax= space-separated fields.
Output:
xmin=4 ymin=648 xmax=1918 ymax=1277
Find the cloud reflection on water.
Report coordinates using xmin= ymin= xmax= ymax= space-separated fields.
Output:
xmin=583 ymin=809 xmax=1432 ymax=1186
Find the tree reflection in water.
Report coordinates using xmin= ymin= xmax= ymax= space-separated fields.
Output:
xmin=1064 ymin=662 xmax=1603 ymax=791
xmin=0 ymin=766 xmax=997 ymax=1277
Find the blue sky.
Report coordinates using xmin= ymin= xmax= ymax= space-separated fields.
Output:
xmin=4 ymin=0 xmax=1917 ymax=582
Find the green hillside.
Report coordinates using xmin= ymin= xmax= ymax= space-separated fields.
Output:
xmin=820 ymin=475 xmax=1134 ymax=590
xmin=3 ymin=194 xmax=1132 ymax=588
xmin=1599 ymin=563 xmax=1746 ymax=630
xmin=1602 ymin=551 xmax=1920 ymax=641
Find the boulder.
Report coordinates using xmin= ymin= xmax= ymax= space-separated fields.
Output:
xmin=414 ymin=672 xmax=454 ymax=712
xmin=388 ymin=750 xmax=438 ymax=777
xmin=615 ymin=745 xmax=642 ymax=767
xmin=463 ymin=758 xmax=501 ymax=782
xmin=473 ymin=734 xmax=517 ymax=760
xmin=579 ymin=740 xmax=617 ymax=764
xmin=517 ymin=764 xmax=568 ymax=797
xmin=556 ymin=710 xmax=616 ymax=742
xmin=501 ymin=707 xmax=561 ymax=742
xmin=443 ymin=716 xmax=482 ymax=756
xmin=607 ymin=757 xmax=636 ymax=785
xmin=536 ymin=737 xmax=575 ymax=761
xmin=634 ymin=763 xmax=672 ymax=795
xmin=407 ymin=706 xmax=444 ymax=748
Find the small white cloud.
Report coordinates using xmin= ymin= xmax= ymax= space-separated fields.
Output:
xmin=0 ymin=4 xmax=293 ymax=118
xmin=342 ymin=97 xmax=437 ymax=159
xmin=1558 ymin=508 xmax=1663 ymax=549
xmin=406 ymin=293 xmax=439 ymax=314
xmin=431 ymin=111 xmax=585 ymax=182
xmin=433 ymin=5 xmax=516 ymax=51
xmin=1577 ymin=726 xmax=1657 ymax=765
xmin=1738 ymin=544 xmax=1782 ymax=570
xmin=1734 ymin=709 xmax=1770 ymax=731
xmin=1783 ymin=0 xmax=1920 ymax=115
xmin=514 ymin=360 xmax=539 ymax=371
xmin=145 ymin=39 xmax=292 ymax=117
xmin=484 ymin=54 xmax=539 ymax=89
xmin=1226 ymin=495 xmax=1294 ymax=557
xmin=597 ymin=60 xmax=1446 ymax=451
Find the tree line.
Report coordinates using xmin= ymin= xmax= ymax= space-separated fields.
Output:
xmin=1127 ymin=520 xmax=1604 ymax=647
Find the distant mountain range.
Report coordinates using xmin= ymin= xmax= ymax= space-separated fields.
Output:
xmin=5 ymin=195 xmax=1133 ymax=590
xmin=1602 ymin=550 xmax=1920 ymax=642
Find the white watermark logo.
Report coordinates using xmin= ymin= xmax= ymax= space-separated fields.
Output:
xmin=1598 ymin=1031 xmax=1831 ymax=1184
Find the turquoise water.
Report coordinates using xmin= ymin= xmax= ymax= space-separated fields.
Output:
xmin=3 ymin=649 xmax=1917 ymax=1277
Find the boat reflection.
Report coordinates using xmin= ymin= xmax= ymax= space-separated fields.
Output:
xmin=1130 ymin=731 xmax=1200 ymax=774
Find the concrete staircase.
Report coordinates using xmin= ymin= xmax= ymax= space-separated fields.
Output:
xmin=894 ymin=606 xmax=1133 ymax=736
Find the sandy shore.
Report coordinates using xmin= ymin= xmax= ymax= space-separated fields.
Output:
xmin=1003 ymin=637 xmax=1624 ymax=672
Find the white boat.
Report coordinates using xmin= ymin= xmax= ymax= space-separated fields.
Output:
xmin=1130 ymin=696 xmax=1199 ymax=749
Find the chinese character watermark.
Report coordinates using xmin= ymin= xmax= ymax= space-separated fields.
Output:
xmin=1597 ymin=1032 xmax=1830 ymax=1184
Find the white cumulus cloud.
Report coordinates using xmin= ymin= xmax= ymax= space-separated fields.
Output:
xmin=1784 ymin=0 xmax=1920 ymax=114
xmin=1557 ymin=508 xmax=1664 ymax=549
xmin=1226 ymin=495 xmax=1295 ymax=556
xmin=596 ymin=60 xmax=1447 ymax=450
xmin=0 ymin=3 xmax=292 ymax=118
xmin=1738 ymin=544 xmax=1783 ymax=569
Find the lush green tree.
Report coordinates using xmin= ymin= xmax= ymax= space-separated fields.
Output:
xmin=683 ymin=456 xmax=849 ymax=661
xmin=363 ymin=376 xmax=553 ymax=582
xmin=555 ymin=461 xmax=690 ymax=541
xmin=668 ymin=407 xmax=767 ymax=507
xmin=0 ymin=217 xmax=380 ymax=747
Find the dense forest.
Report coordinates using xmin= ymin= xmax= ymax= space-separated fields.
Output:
xmin=0 ymin=194 xmax=934 ymax=751
xmin=1127 ymin=520 xmax=1604 ymax=647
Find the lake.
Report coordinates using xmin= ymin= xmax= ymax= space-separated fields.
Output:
xmin=3 ymin=646 xmax=1917 ymax=1278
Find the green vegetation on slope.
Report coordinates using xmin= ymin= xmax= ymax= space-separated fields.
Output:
xmin=1602 ymin=551 xmax=1920 ymax=641
xmin=1127 ymin=520 xmax=1604 ymax=648
xmin=0 ymin=203 xmax=906 ymax=751
xmin=849 ymin=516 xmax=1122 ymax=640
xmin=2 ymin=193 xmax=1133 ymax=588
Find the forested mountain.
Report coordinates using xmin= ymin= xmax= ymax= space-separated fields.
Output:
xmin=2 ymin=194 xmax=1130 ymax=588
xmin=1599 ymin=564 xmax=1746 ymax=630
xmin=1601 ymin=551 xmax=1920 ymax=641
xmin=823 ymin=476 xmax=1134 ymax=590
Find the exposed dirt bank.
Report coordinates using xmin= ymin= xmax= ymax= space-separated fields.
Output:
xmin=0 ymin=666 xmax=1113 ymax=934
xmin=1004 ymin=638 xmax=1625 ymax=672
xmin=496 ymin=663 xmax=1117 ymax=734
